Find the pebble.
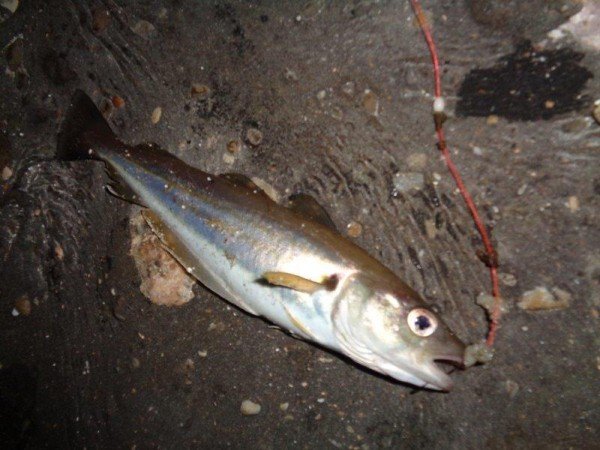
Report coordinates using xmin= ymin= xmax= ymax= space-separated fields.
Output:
xmin=504 ymin=380 xmax=519 ymax=398
xmin=499 ymin=272 xmax=517 ymax=287
xmin=362 ymin=89 xmax=379 ymax=116
xmin=393 ymin=172 xmax=424 ymax=193
xmin=517 ymin=184 xmax=528 ymax=196
xmin=245 ymin=128 xmax=263 ymax=146
xmin=197 ymin=350 xmax=208 ymax=357
xmin=476 ymin=292 xmax=508 ymax=314
xmin=240 ymin=400 xmax=261 ymax=415
xmin=54 ymin=244 xmax=64 ymax=261
xmin=14 ymin=295 xmax=31 ymax=316
xmin=518 ymin=286 xmax=571 ymax=311
xmin=424 ymin=219 xmax=437 ymax=239
xmin=406 ymin=153 xmax=427 ymax=171
xmin=346 ymin=221 xmax=362 ymax=238
xmin=227 ymin=140 xmax=242 ymax=154
xmin=131 ymin=20 xmax=155 ymax=39
xmin=251 ymin=177 xmax=280 ymax=202
xmin=284 ymin=68 xmax=299 ymax=82
xmin=112 ymin=95 xmax=125 ymax=108
xmin=566 ymin=195 xmax=579 ymax=212
xmin=191 ymin=83 xmax=210 ymax=98
xmin=544 ymin=100 xmax=555 ymax=109
xmin=593 ymin=100 xmax=600 ymax=125
xmin=222 ymin=153 xmax=235 ymax=165
xmin=486 ymin=115 xmax=499 ymax=125
xmin=1 ymin=166 xmax=13 ymax=180
xmin=464 ymin=341 xmax=494 ymax=367
xmin=341 ymin=81 xmax=355 ymax=97
xmin=279 ymin=402 xmax=289 ymax=411
xmin=131 ymin=357 xmax=141 ymax=369
xmin=151 ymin=107 xmax=162 ymax=124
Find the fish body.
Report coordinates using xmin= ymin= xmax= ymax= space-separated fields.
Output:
xmin=58 ymin=91 xmax=465 ymax=390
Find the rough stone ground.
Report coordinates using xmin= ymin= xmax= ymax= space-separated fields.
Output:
xmin=0 ymin=1 xmax=598 ymax=448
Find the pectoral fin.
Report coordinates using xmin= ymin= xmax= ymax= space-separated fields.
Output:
xmin=262 ymin=271 xmax=338 ymax=294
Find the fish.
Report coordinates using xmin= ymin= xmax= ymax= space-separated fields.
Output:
xmin=57 ymin=90 xmax=466 ymax=391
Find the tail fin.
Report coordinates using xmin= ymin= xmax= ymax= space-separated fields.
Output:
xmin=56 ymin=90 xmax=119 ymax=160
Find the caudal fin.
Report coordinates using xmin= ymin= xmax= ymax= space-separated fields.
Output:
xmin=56 ymin=90 xmax=119 ymax=160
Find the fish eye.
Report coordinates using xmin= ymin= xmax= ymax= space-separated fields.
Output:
xmin=407 ymin=308 xmax=438 ymax=337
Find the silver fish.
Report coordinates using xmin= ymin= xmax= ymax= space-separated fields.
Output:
xmin=58 ymin=90 xmax=466 ymax=390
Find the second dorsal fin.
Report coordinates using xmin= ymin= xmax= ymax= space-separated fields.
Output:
xmin=286 ymin=193 xmax=337 ymax=231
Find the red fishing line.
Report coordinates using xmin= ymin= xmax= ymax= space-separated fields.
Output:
xmin=409 ymin=0 xmax=501 ymax=346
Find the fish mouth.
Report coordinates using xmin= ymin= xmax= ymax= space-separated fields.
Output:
xmin=426 ymin=353 xmax=465 ymax=391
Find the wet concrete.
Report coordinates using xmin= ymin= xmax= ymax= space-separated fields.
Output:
xmin=0 ymin=1 xmax=598 ymax=448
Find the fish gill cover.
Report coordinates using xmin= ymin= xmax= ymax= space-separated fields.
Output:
xmin=456 ymin=42 xmax=593 ymax=121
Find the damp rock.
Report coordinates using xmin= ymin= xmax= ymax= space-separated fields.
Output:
xmin=240 ymin=400 xmax=261 ymax=415
xmin=245 ymin=128 xmax=263 ymax=146
xmin=393 ymin=172 xmax=424 ymax=193
xmin=464 ymin=341 xmax=494 ymax=367
xmin=518 ymin=286 xmax=571 ymax=311
xmin=131 ymin=19 xmax=156 ymax=39
xmin=129 ymin=212 xmax=195 ymax=306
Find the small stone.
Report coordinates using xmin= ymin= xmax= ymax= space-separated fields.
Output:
xmin=14 ymin=295 xmax=31 ymax=316
xmin=518 ymin=286 xmax=570 ymax=311
xmin=1 ymin=166 xmax=13 ymax=180
xmin=131 ymin=357 xmax=141 ymax=369
xmin=406 ymin=153 xmax=427 ymax=171
xmin=362 ymin=89 xmax=379 ymax=116
xmin=316 ymin=89 xmax=326 ymax=101
xmin=517 ymin=184 xmax=527 ymax=196
xmin=151 ymin=107 xmax=162 ymax=124
xmin=593 ymin=100 xmax=600 ymax=125
xmin=54 ymin=244 xmax=64 ymax=261
xmin=197 ymin=350 xmax=208 ymax=357
xmin=223 ymin=153 xmax=235 ymax=165
xmin=240 ymin=400 xmax=261 ymax=415
xmin=504 ymin=380 xmax=519 ymax=398
xmin=566 ymin=195 xmax=579 ymax=212
xmin=346 ymin=221 xmax=363 ymax=238
xmin=499 ymin=272 xmax=517 ymax=287
xmin=131 ymin=20 xmax=155 ymax=39
xmin=486 ymin=115 xmax=499 ymax=125
xmin=284 ymin=68 xmax=299 ymax=82
xmin=476 ymin=292 xmax=508 ymax=314
xmin=425 ymin=219 xmax=437 ymax=239
xmin=464 ymin=341 xmax=494 ymax=367
xmin=544 ymin=100 xmax=555 ymax=109
xmin=341 ymin=81 xmax=355 ymax=97
xmin=393 ymin=172 xmax=424 ymax=193
xmin=112 ymin=95 xmax=125 ymax=108
xmin=191 ymin=84 xmax=210 ymax=98
xmin=279 ymin=402 xmax=289 ymax=411
xmin=227 ymin=140 xmax=242 ymax=154
xmin=245 ymin=128 xmax=263 ymax=146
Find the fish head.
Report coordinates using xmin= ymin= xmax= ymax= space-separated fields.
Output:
xmin=331 ymin=273 xmax=465 ymax=391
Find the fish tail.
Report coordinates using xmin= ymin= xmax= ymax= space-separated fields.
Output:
xmin=56 ymin=90 xmax=120 ymax=161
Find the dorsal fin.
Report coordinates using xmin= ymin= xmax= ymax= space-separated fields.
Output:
xmin=286 ymin=193 xmax=337 ymax=231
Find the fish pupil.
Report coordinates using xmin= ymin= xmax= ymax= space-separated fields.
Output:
xmin=415 ymin=315 xmax=431 ymax=330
